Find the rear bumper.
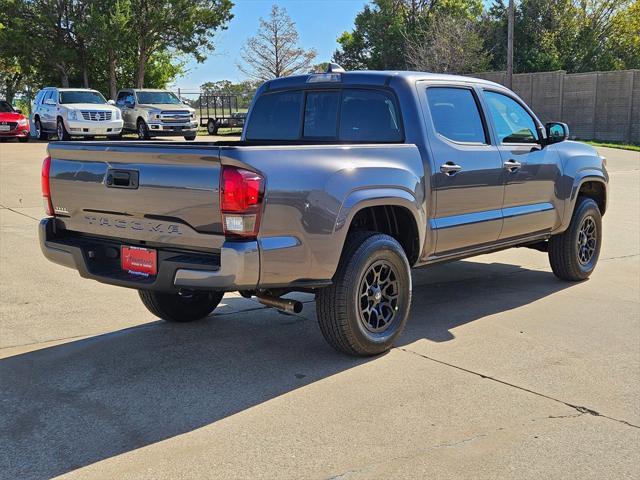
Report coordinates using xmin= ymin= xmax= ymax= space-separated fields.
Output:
xmin=39 ymin=217 xmax=259 ymax=292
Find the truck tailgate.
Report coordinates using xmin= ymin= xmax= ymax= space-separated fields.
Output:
xmin=47 ymin=142 xmax=224 ymax=251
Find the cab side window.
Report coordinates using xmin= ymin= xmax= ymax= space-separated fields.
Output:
xmin=116 ymin=92 xmax=128 ymax=106
xmin=484 ymin=91 xmax=539 ymax=144
xmin=426 ymin=87 xmax=487 ymax=144
xmin=34 ymin=90 xmax=45 ymax=106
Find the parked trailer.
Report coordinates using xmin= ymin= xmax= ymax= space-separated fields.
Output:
xmin=198 ymin=94 xmax=246 ymax=135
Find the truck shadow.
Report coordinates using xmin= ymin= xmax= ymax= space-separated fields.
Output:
xmin=0 ymin=260 xmax=574 ymax=479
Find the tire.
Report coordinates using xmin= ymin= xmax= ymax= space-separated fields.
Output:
xmin=139 ymin=290 xmax=224 ymax=323
xmin=137 ymin=119 xmax=150 ymax=140
xmin=56 ymin=118 xmax=70 ymax=140
xmin=316 ymin=231 xmax=412 ymax=356
xmin=548 ymin=197 xmax=602 ymax=281
xmin=34 ymin=118 xmax=48 ymax=140
xmin=207 ymin=119 xmax=218 ymax=135
xmin=18 ymin=136 xmax=29 ymax=143
xmin=107 ymin=133 xmax=123 ymax=140
xmin=184 ymin=135 xmax=196 ymax=141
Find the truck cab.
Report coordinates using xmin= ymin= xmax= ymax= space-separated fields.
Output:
xmin=115 ymin=89 xmax=198 ymax=141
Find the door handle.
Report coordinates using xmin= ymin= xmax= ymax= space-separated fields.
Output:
xmin=440 ymin=162 xmax=462 ymax=176
xmin=504 ymin=159 xmax=522 ymax=172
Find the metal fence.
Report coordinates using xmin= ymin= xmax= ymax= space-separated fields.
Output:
xmin=471 ymin=69 xmax=640 ymax=143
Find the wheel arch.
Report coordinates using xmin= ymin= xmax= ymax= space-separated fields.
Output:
xmin=557 ymin=173 xmax=608 ymax=232
xmin=335 ymin=188 xmax=425 ymax=267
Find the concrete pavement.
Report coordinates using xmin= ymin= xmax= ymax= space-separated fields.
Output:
xmin=0 ymin=139 xmax=638 ymax=479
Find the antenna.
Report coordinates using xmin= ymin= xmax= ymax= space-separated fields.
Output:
xmin=325 ymin=63 xmax=345 ymax=73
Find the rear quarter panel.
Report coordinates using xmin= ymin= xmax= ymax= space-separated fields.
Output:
xmin=220 ymin=144 xmax=425 ymax=286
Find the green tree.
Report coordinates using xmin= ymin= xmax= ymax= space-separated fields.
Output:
xmin=482 ymin=0 xmax=637 ymax=73
xmin=0 ymin=0 xmax=232 ymax=101
xmin=129 ymin=0 xmax=233 ymax=87
xmin=200 ymin=79 xmax=260 ymax=108
xmin=333 ymin=0 xmax=483 ymax=70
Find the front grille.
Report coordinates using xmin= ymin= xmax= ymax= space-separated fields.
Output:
xmin=0 ymin=121 xmax=18 ymax=131
xmin=159 ymin=111 xmax=191 ymax=124
xmin=81 ymin=111 xmax=112 ymax=121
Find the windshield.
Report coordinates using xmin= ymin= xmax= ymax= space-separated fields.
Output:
xmin=0 ymin=101 xmax=14 ymax=113
xmin=136 ymin=91 xmax=181 ymax=104
xmin=59 ymin=91 xmax=107 ymax=105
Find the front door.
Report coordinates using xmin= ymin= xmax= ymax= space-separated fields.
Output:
xmin=421 ymin=84 xmax=505 ymax=255
xmin=480 ymin=90 xmax=563 ymax=239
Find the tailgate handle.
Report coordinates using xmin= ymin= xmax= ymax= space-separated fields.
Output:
xmin=106 ymin=169 xmax=139 ymax=189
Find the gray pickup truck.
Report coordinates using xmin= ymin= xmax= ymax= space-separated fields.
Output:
xmin=39 ymin=69 xmax=608 ymax=356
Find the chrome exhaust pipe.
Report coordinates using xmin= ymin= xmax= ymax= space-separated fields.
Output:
xmin=256 ymin=295 xmax=303 ymax=314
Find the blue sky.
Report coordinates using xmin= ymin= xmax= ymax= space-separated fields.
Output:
xmin=172 ymin=0 xmax=369 ymax=90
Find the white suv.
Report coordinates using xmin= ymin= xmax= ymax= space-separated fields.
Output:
xmin=32 ymin=88 xmax=123 ymax=140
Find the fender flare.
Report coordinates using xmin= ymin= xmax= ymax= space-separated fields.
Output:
xmin=333 ymin=187 xmax=425 ymax=264
xmin=558 ymin=171 xmax=608 ymax=232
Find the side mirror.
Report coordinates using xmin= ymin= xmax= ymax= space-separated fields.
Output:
xmin=107 ymin=99 xmax=116 ymax=106
xmin=545 ymin=122 xmax=569 ymax=144
xmin=44 ymin=98 xmax=56 ymax=106
xmin=14 ymin=108 xmax=22 ymax=114
xmin=125 ymin=101 xmax=135 ymax=108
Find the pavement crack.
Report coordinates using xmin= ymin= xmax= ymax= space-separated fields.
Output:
xmin=398 ymin=347 xmax=639 ymax=429
xmin=0 ymin=205 xmax=40 ymax=221
xmin=433 ymin=432 xmax=488 ymax=448
xmin=600 ymin=253 xmax=639 ymax=261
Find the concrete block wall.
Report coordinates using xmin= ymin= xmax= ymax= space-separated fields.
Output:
xmin=469 ymin=69 xmax=640 ymax=143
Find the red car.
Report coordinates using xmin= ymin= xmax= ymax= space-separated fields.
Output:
xmin=0 ymin=100 xmax=30 ymax=142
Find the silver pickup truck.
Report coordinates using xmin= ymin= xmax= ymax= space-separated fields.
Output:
xmin=39 ymin=69 xmax=608 ymax=356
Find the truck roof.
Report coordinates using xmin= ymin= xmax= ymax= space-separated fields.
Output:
xmin=43 ymin=87 xmax=101 ymax=92
xmin=265 ymin=70 xmax=504 ymax=91
xmin=118 ymin=88 xmax=173 ymax=92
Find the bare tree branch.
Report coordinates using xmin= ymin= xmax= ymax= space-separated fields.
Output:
xmin=238 ymin=4 xmax=317 ymax=81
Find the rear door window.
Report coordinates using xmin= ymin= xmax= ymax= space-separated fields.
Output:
xmin=339 ymin=90 xmax=402 ymax=142
xmin=426 ymin=87 xmax=487 ymax=143
xmin=245 ymin=91 xmax=303 ymax=140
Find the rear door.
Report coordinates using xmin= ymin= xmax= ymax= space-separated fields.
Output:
xmin=420 ymin=83 xmax=504 ymax=255
xmin=480 ymin=90 xmax=562 ymax=239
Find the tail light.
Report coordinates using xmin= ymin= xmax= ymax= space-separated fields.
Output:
xmin=220 ymin=165 xmax=264 ymax=238
xmin=41 ymin=155 xmax=54 ymax=216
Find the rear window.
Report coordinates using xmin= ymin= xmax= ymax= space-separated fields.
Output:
xmin=304 ymin=91 xmax=339 ymax=138
xmin=426 ymin=87 xmax=486 ymax=144
xmin=246 ymin=88 xmax=402 ymax=142
xmin=245 ymin=91 xmax=303 ymax=140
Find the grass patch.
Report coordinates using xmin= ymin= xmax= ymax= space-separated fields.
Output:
xmin=582 ymin=140 xmax=640 ymax=152
xmin=196 ymin=127 xmax=242 ymax=137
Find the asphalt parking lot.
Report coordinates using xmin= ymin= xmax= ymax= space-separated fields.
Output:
xmin=0 ymin=138 xmax=638 ymax=479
